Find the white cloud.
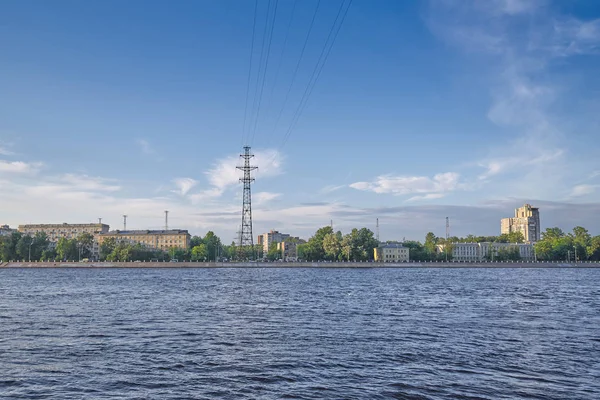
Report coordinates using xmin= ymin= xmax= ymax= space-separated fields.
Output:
xmin=0 ymin=146 xmax=14 ymax=156
xmin=172 ymin=178 xmax=198 ymax=196
xmin=570 ymin=184 xmax=597 ymax=198
xmin=202 ymin=148 xmax=283 ymax=197
xmin=136 ymin=138 xmax=155 ymax=155
xmin=405 ymin=193 xmax=446 ymax=202
xmin=350 ymin=172 xmax=463 ymax=197
xmin=319 ymin=184 xmax=346 ymax=194
xmin=60 ymin=174 xmax=121 ymax=192
xmin=0 ymin=160 xmax=43 ymax=174
xmin=253 ymin=191 xmax=281 ymax=205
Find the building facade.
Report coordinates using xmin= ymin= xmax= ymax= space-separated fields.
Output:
xmin=97 ymin=230 xmax=191 ymax=251
xmin=374 ymin=243 xmax=410 ymax=262
xmin=276 ymin=240 xmax=306 ymax=261
xmin=0 ymin=225 xmax=15 ymax=237
xmin=18 ymin=223 xmax=110 ymax=260
xmin=257 ymin=230 xmax=296 ymax=253
xmin=501 ymin=204 xmax=541 ymax=243
xmin=437 ymin=242 xmax=535 ymax=261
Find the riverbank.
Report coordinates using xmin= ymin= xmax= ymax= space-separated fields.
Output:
xmin=1 ymin=261 xmax=599 ymax=268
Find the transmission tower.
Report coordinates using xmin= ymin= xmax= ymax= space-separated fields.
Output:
xmin=237 ymin=146 xmax=258 ymax=260
xmin=446 ymin=216 xmax=450 ymax=241
xmin=376 ymin=218 xmax=380 ymax=242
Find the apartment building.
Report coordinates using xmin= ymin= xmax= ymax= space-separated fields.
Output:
xmin=97 ymin=229 xmax=191 ymax=251
xmin=437 ymin=242 xmax=535 ymax=261
xmin=501 ymin=204 xmax=541 ymax=243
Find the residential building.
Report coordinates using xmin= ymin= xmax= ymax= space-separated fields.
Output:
xmin=436 ymin=242 xmax=535 ymax=261
xmin=276 ymin=239 xmax=306 ymax=261
xmin=374 ymin=243 xmax=410 ymax=262
xmin=18 ymin=223 xmax=110 ymax=260
xmin=501 ymin=204 xmax=541 ymax=243
xmin=0 ymin=225 xmax=15 ymax=237
xmin=97 ymin=229 xmax=191 ymax=252
xmin=257 ymin=230 xmax=296 ymax=253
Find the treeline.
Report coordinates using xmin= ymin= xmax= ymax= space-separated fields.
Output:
xmin=295 ymin=226 xmax=379 ymax=261
xmin=0 ymin=231 xmax=97 ymax=261
xmin=534 ymin=226 xmax=600 ymax=261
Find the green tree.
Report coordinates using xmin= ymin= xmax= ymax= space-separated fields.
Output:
xmin=266 ymin=242 xmax=281 ymax=261
xmin=56 ymin=237 xmax=78 ymax=261
xmin=191 ymin=244 xmax=208 ymax=261
xmin=32 ymin=232 xmax=50 ymax=260
xmin=100 ymin=237 xmax=117 ymax=261
xmin=323 ymin=232 xmax=342 ymax=261
xmin=1 ymin=231 xmax=22 ymax=261
xmin=76 ymin=232 xmax=95 ymax=259
xmin=16 ymin=235 xmax=34 ymax=261
xmin=303 ymin=226 xmax=334 ymax=261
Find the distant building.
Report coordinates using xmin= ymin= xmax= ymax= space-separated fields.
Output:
xmin=0 ymin=225 xmax=16 ymax=236
xmin=277 ymin=239 xmax=306 ymax=261
xmin=501 ymin=204 xmax=541 ymax=243
xmin=374 ymin=243 xmax=410 ymax=262
xmin=97 ymin=230 xmax=191 ymax=252
xmin=258 ymin=230 xmax=300 ymax=253
xmin=18 ymin=223 xmax=110 ymax=260
xmin=436 ymin=242 xmax=535 ymax=261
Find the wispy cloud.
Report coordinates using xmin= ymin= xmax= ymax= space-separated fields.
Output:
xmin=0 ymin=145 xmax=14 ymax=156
xmin=60 ymin=174 xmax=121 ymax=192
xmin=319 ymin=184 xmax=345 ymax=194
xmin=254 ymin=191 xmax=282 ymax=205
xmin=171 ymin=178 xmax=198 ymax=196
xmin=136 ymin=138 xmax=155 ymax=155
xmin=350 ymin=172 xmax=464 ymax=199
xmin=0 ymin=160 xmax=43 ymax=174
xmin=569 ymin=184 xmax=597 ymax=198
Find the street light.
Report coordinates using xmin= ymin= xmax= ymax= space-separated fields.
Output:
xmin=28 ymin=241 xmax=34 ymax=262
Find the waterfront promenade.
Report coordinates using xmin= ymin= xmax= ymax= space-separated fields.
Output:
xmin=1 ymin=261 xmax=599 ymax=268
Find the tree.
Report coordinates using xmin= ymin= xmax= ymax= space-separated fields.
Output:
xmin=76 ymin=233 xmax=95 ymax=259
xmin=56 ymin=237 xmax=78 ymax=261
xmin=303 ymin=226 xmax=334 ymax=261
xmin=1 ymin=231 xmax=22 ymax=261
xmin=323 ymin=232 xmax=342 ymax=261
xmin=266 ymin=242 xmax=281 ymax=261
xmin=191 ymin=244 xmax=208 ymax=261
xmin=32 ymin=232 xmax=50 ymax=260
xmin=190 ymin=235 xmax=203 ymax=248
xmin=100 ymin=238 xmax=117 ymax=261
xmin=16 ymin=235 xmax=34 ymax=261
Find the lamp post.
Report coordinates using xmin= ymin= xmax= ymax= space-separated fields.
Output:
xmin=28 ymin=241 xmax=34 ymax=262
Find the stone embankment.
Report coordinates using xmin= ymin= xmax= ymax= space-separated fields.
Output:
xmin=1 ymin=261 xmax=599 ymax=268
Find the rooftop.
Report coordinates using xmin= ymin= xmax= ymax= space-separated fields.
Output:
xmin=101 ymin=229 xmax=190 ymax=235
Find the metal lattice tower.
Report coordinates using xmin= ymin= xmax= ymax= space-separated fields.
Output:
xmin=237 ymin=146 xmax=258 ymax=260
xmin=446 ymin=216 xmax=450 ymax=241
xmin=123 ymin=215 xmax=127 ymax=231
xmin=376 ymin=218 xmax=380 ymax=242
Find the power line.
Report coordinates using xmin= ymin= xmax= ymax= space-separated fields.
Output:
xmin=268 ymin=0 xmax=321 ymax=140
xmin=280 ymin=0 xmax=352 ymax=149
xmin=241 ymin=0 xmax=259 ymax=146
xmin=247 ymin=0 xmax=274 ymax=145
xmin=263 ymin=0 xmax=298 ymax=144
xmin=250 ymin=0 xmax=280 ymax=145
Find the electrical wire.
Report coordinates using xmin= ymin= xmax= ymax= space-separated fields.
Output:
xmin=241 ymin=0 xmax=259 ymax=147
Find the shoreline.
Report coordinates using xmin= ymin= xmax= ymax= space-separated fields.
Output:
xmin=1 ymin=261 xmax=599 ymax=268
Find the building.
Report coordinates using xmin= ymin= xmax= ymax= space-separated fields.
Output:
xmin=257 ymin=230 xmax=295 ymax=253
xmin=276 ymin=240 xmax=306 ymax=261
xmin=18 ymin=223 xmax=110 ymax=260
xmin=374 ymin=243 xmax=410 ymax=262
xmin=501 ymin=204 xmax=541 ymax=243
xmin=97 ymin=229 xmax=191 ymax=252
xmin=437 ymin=242 xmax=535 ymax=261
xmin=18 ymin=223 xmax=110 ymax=241
xmin=0 ymin=225 xmax=15 ymax=237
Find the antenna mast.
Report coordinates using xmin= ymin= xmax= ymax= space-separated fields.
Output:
xmin=376 ymin=218 xmax=380 ymax=242
xmin=123 ymin=215 xmax=127 ymax=231
xmin=165 ymin=210 xmax=169 ymax=231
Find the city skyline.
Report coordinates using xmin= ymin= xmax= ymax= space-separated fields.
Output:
xmin=1 ymin=1 xmax=600 ymax=241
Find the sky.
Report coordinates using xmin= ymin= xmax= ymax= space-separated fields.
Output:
xmin=1 ymin=0 xmax=600 ymax=243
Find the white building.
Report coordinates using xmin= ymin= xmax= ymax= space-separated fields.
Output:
xmin=374 ymin=243 xmax=410 ymax=262
xmin=0 ymin=225 xmax=16 ymax=237
xmin=437 ymin=242 xmax=535 ymax=261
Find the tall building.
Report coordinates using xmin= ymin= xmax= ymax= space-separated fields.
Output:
xmin=500 ymin=204 xmax=541 ymax=243
xmin=257 ymin=230 xmax=291 ymax=253
xmin=276 ymin=240 xmax=306 ymax=261
xmin=97 ymin=229 xmax=191 ymax=251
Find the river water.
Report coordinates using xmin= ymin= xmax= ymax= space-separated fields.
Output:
xmin=1 ymin=267 xmax=599 ymax=399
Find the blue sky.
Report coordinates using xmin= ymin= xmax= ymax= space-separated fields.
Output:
xmin=1 ymin=0 xmax=600 ymax=242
